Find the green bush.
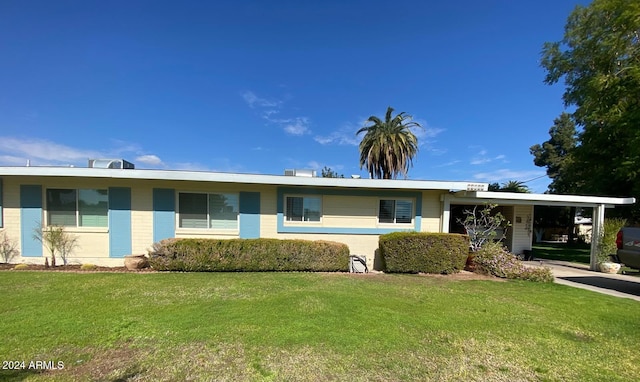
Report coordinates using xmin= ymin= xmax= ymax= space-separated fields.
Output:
xmin=379 ymin=232 xmax=468 ymax=274
xmin=473 ymin=242 xmax=554 ymax=282
xmin=148 ymin=238 xmax=350 ymax=272
xmin=13 ymin=264 xmax=29 ymax=270
xmin=80 ymin=263 xmax=97 ymax=270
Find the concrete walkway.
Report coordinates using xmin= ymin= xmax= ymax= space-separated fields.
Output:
xmin=525 ymin=259 xmax=640 ymax=302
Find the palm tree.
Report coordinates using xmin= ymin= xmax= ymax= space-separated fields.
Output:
xmin=356 ymin=106 xmax=421 ymax=179
xmin=500 ymin=180 xmax=531 ymax=193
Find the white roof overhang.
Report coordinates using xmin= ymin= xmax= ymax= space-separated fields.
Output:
xmin=0 ymin=166 xmax=484 ymax=191
xmin=448 ymin=191 xmax=636 ymax=208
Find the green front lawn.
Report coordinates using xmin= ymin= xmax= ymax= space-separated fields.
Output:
xmin=2 ymin=271 xmax=639 ymax=381
xmin=532 ymin=242 xmax=591 ymax=264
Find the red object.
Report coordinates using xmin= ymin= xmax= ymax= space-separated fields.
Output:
xmin=616 ymin=230 xmax=624 ymax=249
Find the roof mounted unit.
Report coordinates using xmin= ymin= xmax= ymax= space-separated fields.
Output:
xmin=466 ymin=183 xmax=488 ymax=191
xmin=284 ymin=169 xmax=316 ymax=177
xmin=88 ymin=159 xmax=135 ymax=169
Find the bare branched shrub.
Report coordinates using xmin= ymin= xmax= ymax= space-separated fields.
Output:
xmin=33 ymin=225 xmax=79 ymax=266
xmin=0 ymin=231 xmax=20 ymax=263
xmin=457 ymin=204 xmax=511 ymax=252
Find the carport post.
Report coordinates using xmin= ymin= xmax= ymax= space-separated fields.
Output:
xmin=589 ymin=203 xmax=606 ymax=271
xmin=441 ymin=195 xmax=451 ymax=233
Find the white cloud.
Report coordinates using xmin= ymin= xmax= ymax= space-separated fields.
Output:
xmin=241 ymin=91 xmax=282 ymax=109
xmin=473 ymin=169 xmax=546 ymax=183
xmin=135 ymin=154 xmax=163 ymax=166
xmin=241 ymin=90 xmax=312 ymax=136
xmin=283 ymin=117 xmax=310 ymax=136
xmin=305 ymin=161 xmax=344 ymax=171
xmin=470 ymin=157 xmax=491 ymax=165
xmin=0 ymin=136 xmax=172 ymax=169
xmin=470 ymin=149 xmax=507 ymax=165
xmin=411 ymin=118 xmax=445 ymax=140
xmin=433 ymin=159 xmax=461 ymax=168
xmin=314 ymin=123 xmax=360 ymax=146
xmin=0 ymin=137 xmax=101 ymax=165
xmin=0 ymin=155 xmax=29 ymax=166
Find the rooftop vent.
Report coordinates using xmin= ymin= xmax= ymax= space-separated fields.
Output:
xmin=88 ymin=159 xmax=135 ymax=169
xmin=466 ymin=183 xmax=488 ymax=191
xmin=284 ymin=169 xmax=316 ymax=177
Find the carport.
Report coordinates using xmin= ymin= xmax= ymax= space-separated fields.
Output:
xmin=440 ymin=191 xmax=636 ymax=271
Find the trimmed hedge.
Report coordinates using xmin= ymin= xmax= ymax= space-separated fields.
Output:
xmin=148 ymin=238 xmax=350 ymax=272
xmin=379 ymin=232 xmax=468 ymax=274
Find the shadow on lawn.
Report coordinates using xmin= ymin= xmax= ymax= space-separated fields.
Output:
xmin=0 ymin=369 xmax=44 ymax=382
xmin=559 ymin=276 xmax=640 ymax=297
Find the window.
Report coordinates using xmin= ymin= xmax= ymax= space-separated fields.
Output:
xmin=285 ymin=196 xmax=321 ymax=222
xmin=178 ymin=192 xmax=239 ymax=229
xmin=47 ymin=189 xmax=108 ymax=227
xmin=378 ymin=199 xmax=413 ymax=224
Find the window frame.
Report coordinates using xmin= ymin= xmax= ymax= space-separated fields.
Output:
xmin=284 ymin=195 xmax=322 ymax=223
xmin=177 ymin=191 xmax=240 ymax=230
xmin=46 ymin=188 xmax=109 ymax=228
xmin=377 ymin=198 xmax=414 ymax=225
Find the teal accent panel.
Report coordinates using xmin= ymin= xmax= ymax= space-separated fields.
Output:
xmin=153 ymin=188 xmax=176 ymax=242
xmin=20 ymin=185 xmax=43 ymax=257
xmin=276 ymin=187 xmax=422 ymax=234
xmin=108 ymin=187 xmax=132 ymax=258
xmin=0 ymin=178 xmax=3 ymax=227
xmin=239 ymin=191 xmax=260 ymax=238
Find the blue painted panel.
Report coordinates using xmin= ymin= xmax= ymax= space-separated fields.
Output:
xmin=276 ymin=187 xmax=422 ymax=234
xmin=20 ymin=185 xmax=43 ymax=257
xmin=239 ymin=191 xmax=260 ymax=238
xmin=108 ymin=187 xmax=132 ymax=258
xmin=153 ymin=188 xmax=176 ymax=242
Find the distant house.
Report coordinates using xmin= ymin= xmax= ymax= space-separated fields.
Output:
xmin=0 ymin=161 xmax=634 ymax=270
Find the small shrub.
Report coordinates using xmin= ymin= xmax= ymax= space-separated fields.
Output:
xmin=148 ymin=238 xmax=350 ymax=272
xmin=473 ymin=242 xmax=553 ymax=282
xmin=457 ymin=204 xmax=511 ymax=252
xmin=33 ymin=225 xmax=79 ymax=266
xmin=0 ymin=231 xmax=20 ymax=263
xmin=518 ymin=267 xmax=555 ymax=283
xmin=597 ymin=218 xmax=626 ymax=263
xmin=379 ymin=232 xmax=468 ymax=274
xmin=80 ymin=264 xmax=97 ymax=270
xmin=13 ymin=264 xmax=29 ymax=270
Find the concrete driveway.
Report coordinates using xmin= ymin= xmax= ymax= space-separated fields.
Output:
xmin=525 ymin=259 xmax=640 ymax=302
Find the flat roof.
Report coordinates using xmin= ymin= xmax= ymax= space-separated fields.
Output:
xmin=0 ymin=166 xmax=485 ymax=191
xmin=450 ymin=191 xmax=635 ymax=207
xmin=1 ymin=167 xmax=634 ymax=207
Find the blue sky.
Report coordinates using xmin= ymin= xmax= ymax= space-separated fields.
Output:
xmin=0 ymin=0 xmax=587 ymax=192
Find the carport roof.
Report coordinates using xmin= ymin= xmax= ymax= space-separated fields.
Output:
xmin=450 ymin=190 xmax=635 ymax=208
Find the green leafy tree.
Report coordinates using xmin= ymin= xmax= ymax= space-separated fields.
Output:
xmin=357 ymin=106 xmax=421 ymax=179
xmin=530 ymin=112 xmax=578 ymax=194
xmin=321 ymin=166 xmax=344 ymax=178
xmin=541 ymin=0 xmax=640 ymax=220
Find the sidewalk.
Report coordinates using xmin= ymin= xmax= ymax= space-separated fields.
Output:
xmin=525 ymin=259 xmax=640 ymax=302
